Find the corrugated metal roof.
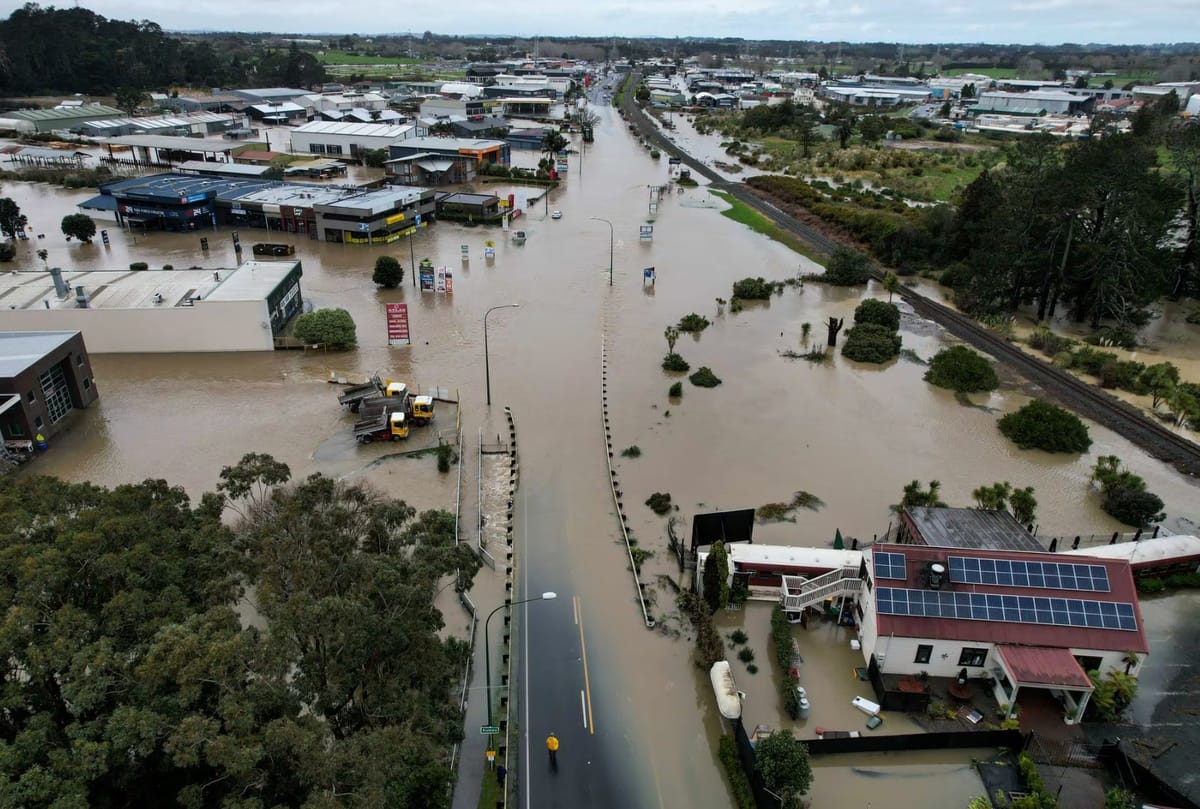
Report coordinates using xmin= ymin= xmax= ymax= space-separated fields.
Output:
xmin=906 ymin=507 xmax=1044 ymax=552
xmin=293 ymin=120 xmax=413 ymax=138
xmin=997 ymin=645 xmax=1092 ymax=689
xmin=6 ymin=104 xmax=123 ymax=121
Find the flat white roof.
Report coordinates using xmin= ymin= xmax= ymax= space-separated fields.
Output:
xmin=292 ymin=120 xmax=414 ymax=138
xmin=698 ymin=543 xmax=863 ymax=570
xmin=1061 ymin=535 xmax=1200 ymax=566
xmin=106 ymin=134 xmax=236 ymax=152
xmin=0 ymin=260 xmax=298 ymax=311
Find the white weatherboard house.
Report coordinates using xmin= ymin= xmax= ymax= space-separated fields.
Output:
xmin=856 ymin=543 xmax=1148 ymax=723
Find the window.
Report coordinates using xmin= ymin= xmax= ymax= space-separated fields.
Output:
xmin=38 ymin=364 xmax=72 ymax=424
xmin=34 ymin=416 xmax=44 ymax=430
xmin=7 ymin=422 xmax=24 ymax=437
xmin=75 ymin=354 xmax=84 ymax=367
xmin=83 ymin=378 xmax=91 ymax=390
xmin=326 ymin=144 xmax=344 ymax=155
xmin=914 ymin=644 xmax=932 ymax=664
xmin=310 ymin=143 xmax=326 ymax=154
xmin=1074 ymin=655 xmax=1102 ymax=674
xmin=26 ymin=390 xmax=35 ymax=404
xmin=958 ymin=647 xmax=988 ymax=667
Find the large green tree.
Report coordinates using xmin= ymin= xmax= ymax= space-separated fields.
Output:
xmin=0 ymin=196 xmax=27 ymax=239
xmin=0 ymin=456 xmax=479 ymax=808
xmin=754 ymin=730 xmax=813 ymax=809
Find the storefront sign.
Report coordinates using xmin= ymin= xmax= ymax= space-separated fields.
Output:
xmin=386 ymin=303 xmax=410 ymax=346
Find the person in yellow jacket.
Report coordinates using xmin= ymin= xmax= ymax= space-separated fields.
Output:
xmin=545 ymin=732 xmax=559 ymax=765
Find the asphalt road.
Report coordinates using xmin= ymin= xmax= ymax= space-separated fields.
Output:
xmin=517 ymin=472 xmax=632 ymax=808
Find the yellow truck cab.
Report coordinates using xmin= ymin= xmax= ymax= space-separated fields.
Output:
xmin=384 ymin=381 xmax=408 ymax=399
xmin=410 ymin=395 xmax=435 ymax=426
xmin=388 ymin=412 xmax=409 ymax=440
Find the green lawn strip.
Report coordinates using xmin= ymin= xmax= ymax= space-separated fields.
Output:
xmin=316 ymin=50 xmax=421 ymax=65
xmin=710 ymin=189 xmax=821 ymax=262
xmin=477 ymin=767 xmax=502 ymax=809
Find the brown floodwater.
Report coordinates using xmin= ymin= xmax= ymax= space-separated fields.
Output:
xmin=6 ymin=99 xmax=1199 ymax=808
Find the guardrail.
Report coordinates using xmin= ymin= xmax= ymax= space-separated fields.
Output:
xmin=600 ymin=336 xmax=655 ymax=629
xmin=501 ymin=406 xmax=518 ymax=809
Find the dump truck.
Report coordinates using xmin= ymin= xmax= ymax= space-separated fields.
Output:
xmin=353 ymin=409 xmax=409 ymax=444
xmin=358 ymin=386 xmax=435 ymax=427
xmin=337 ymin=374 xmax=384 ymax=412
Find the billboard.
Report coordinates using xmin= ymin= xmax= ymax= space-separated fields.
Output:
xmin=419 ymin=264 xmax=436 ymax=292
xmin=385 ymin=303 xmax=410 ymax=346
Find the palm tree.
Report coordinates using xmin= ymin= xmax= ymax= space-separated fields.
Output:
xmin=540 ymin=128 xmax=568 ymax=169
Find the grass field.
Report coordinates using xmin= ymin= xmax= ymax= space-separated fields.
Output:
xmin=944 ymin=66 xmax=1158 ymax=85
xmin=315 ymin=50 xmax=420 ymax=65
xmin=710 ymin=189 xmax=820 ymax=262
xmin=944 ymin=67 xmax=1020 ymax=78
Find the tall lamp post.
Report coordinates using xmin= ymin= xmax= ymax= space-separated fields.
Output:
xmin=484 ymin=304 xmax=520 ymax=407
xmin=485 ymin=592 xmax=557 ymax=737
xmin=590 ymin=217 xmax=613 ymax=286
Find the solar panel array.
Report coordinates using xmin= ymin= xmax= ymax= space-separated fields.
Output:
xmin=876 ymin=587 xmax=1137 ymax=631
xmin=873 ymin=551 xmax=907 ymax=580
xmin=948 ymin=556 xmax=1110 ymax=592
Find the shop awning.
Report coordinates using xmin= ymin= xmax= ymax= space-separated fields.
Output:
xmin=415 ymin=159 xmax=454 ymax=172
xmin=79 ymin=194 xmax=118 ymax=212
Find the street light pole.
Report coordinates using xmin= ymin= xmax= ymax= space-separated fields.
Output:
xmin=484 ymin=592 xmax=556 ymax=739
xmin=590 ymin=217 xmax=614 ymax=286
xmin=484 ymin=303 xmax=520 ymax=407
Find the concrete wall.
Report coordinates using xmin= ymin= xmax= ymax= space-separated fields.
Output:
xmin=0 ymin=300 xmax=272 ymax=352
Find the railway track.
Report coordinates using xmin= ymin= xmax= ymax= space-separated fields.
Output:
xmin=618 ymin=78 xmax=1200 ymax=478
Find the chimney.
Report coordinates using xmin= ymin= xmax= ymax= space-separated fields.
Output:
xmin=74 ymin=285 xmax=88 ymax=309
xmin=49 ymin=267 xmax=69 ymax=298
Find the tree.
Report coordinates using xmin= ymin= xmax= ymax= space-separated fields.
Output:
xmin=0 ymin=197 xmax=27 ymax=240
xmin=363 ymin=148 xmax=389 ymax=168
xmin=754 ymin=730 xmax=813 ymax=808
xmin=823 ymin=246 xmax=871 ymax=286
xmin=60 ymin=213 xmax=96 ymax=243
xmin=794 ymin=105 xmax=821 ymax=158
xmin=1138 ymin=362 xmax=1180 ymax=409
xmin=731 ymin=277 xmax=776 ymax=299
xmin=939 ymin=100 xmax=952 ymax=118
xmin=961 ymin=83 xmax=976 ymax=99
xmin=114 ymin=86 xmax=148 ymax=115
xmin=998 ymin=400 xmax=1092 ymax=453
xmin=882 ymin=271 xmax=899 ymax=301
xmin=859 ymin=114 xmax=889 ymax=144
xmin=1165 ymin=122 xmax=1200 ymax=298
xmin=898 ymin=480 xmax=947 ymax=510
xmin=1090 ymin=455 xmax=1165 ymax=527
xmin=972 ymin=481 xmax=1012 ymax=511
xmin=372 ymin=255 xmax=404 ymax=287
xmin=540 ymin=127 xmax=568 ymax=167
xmin=293 ymin=307 xmax=358 ymax=349
xmin=853 ymin=298 xmax=900 ymax=331
xmin=827 ymin=103 xmax=857 ymax=149
xmin=664 ymin=325 xmax=680 ymax=353
xmin=0 ymin=242 xmax=14 ymax=262
xmin=924 ymin=346 xmax=999 ymax=393
xmin=1010 ymin=486 xmax=1038 ymax=525
xmin=1087 ymin=669 xmax=1138 ymax=721
xmin=702 ymin=541 xmax=730 ymax=613
xmin=841 ymin=322 xmax=901 ymax=363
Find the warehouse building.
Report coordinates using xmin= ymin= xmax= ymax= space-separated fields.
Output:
xmin=0 ymin=261 xmax=304 ymax=353
xmin=0 ymin=330 xmax=98 ymax=444
xmin=79 ymin=111 xmax=249 ymax=139
xmin=0 ymin=103 xmax=124 ymax=134
xmin=289 ymin=120 xmax=416 ymax=158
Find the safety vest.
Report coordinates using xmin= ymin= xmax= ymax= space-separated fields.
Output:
xmin=546 ymin=735 xmax=559 ymax=752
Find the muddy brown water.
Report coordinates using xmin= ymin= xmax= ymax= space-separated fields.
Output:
xmin=6 ymin=102 xmax=1199 ymax=807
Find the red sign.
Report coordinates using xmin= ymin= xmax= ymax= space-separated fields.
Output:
xmin=386 ymin=303 xmax=410 ymax=346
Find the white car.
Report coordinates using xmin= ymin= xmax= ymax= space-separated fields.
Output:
xmin=551 ymin=210 xmax=563 ymax=220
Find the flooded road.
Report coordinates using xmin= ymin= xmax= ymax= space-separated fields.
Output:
xmin=5 ymin=96 xmax=1199 ymax=808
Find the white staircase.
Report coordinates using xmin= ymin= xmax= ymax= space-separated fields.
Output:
xmin=782 ymin=566 xmax=862 ymax=612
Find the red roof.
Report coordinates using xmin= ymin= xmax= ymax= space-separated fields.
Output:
xmin=234 ymin=150 xmax=283 ymax=163
xmin=870 ymin=543 xmax=1148 ymax=654
xmin=997 ymin=645 xmax=1092 ymax=689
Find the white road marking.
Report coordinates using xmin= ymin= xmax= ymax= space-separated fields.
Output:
xmin=580 ymin=690 xmax=587 ymax=727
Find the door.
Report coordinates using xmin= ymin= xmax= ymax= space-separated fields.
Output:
xmin=38 ymin=363 xmax=73 ymax=426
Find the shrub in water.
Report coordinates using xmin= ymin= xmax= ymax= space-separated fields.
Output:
xmin=668 ymin=381 xmax=683 ymax=397
xmin=662 ymin=353 xmax=690 ymax=372
xmin=998 ymin=399 xmax=1091 ymax=453
xmin=294 ymin=308 xmax=358 ymax=350
xmin=853 ymin=298 xmax=900 ymax=331
xmin=689 ymin=367 xmax=722 ymax=387
xmin=924 ymin=345 xmax=999 ymax=393
xmin=841 ymin=323 xmax=901 ymax=363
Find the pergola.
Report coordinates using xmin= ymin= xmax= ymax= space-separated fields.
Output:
xmin=994 ymin=645 xmax=1094 ymax=724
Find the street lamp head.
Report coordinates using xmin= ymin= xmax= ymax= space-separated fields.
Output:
xmin=541 ymin=592 xmax=557 ymax=600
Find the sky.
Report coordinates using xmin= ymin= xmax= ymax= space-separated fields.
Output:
xmin=4 ymin=0 xmax=1198 ymax=45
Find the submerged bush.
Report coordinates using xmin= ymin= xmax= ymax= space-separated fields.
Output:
xmin=998 ymin=400 xmax=1091 ymax=453
xmin=689 ymin=367 xmax=722 ymax=388
xmin=662 ymin=353 xmax=690 ymax=372
xmin=841 ymin=323 xmax=901 ymax=363
xmin=924 ymin=346 xmax=999 ymax=393
xmin=853 ymin=298 xmax=900 ymax=331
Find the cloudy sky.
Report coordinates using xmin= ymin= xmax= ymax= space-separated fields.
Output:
xmin=6 ymin=0 xmax=1196 ymax=44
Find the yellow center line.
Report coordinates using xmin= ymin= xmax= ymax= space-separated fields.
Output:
xmin=576 ymin=596 xmax=595 ymax=734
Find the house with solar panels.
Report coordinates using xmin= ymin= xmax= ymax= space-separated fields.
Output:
xmin=855 ymin=542 xmax=1147 ymax=724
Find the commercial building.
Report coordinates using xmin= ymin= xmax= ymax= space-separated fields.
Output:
xmin=314 ymin=186 xmax=436 ymax=244
xmin=301 ymin=91 xmax=389 ymax=115
xmin=162 ymin=93 xmax=246 ymax=113
xmin=856 ymin=543 xmax=1148 ymax=723
xmin=229 ymin=88 xmax=312 ymax=105
xmin=246 ymin=102 xmax=307 ymax=125
xmin=79 ymin=111 xmax=248 ymax=139
xmin=0 ymin=331 xmax=98 ymax=443
xmin=0 ymin=261 xmax=304 ymax=353
xmin=0 ymin=103 xmax=124 ymax=134
xmin=385 ymin=136 xmax=509 ymax=185
xmin=78 ymin=173 xmax=436 ymax=243
xmin=101 ymin=135 xmax=239 ymax=168
xmin=289 ymin=120 xmax=416 ymax=158
xmin=974 ymin=90 xmax=1092 ymax=116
